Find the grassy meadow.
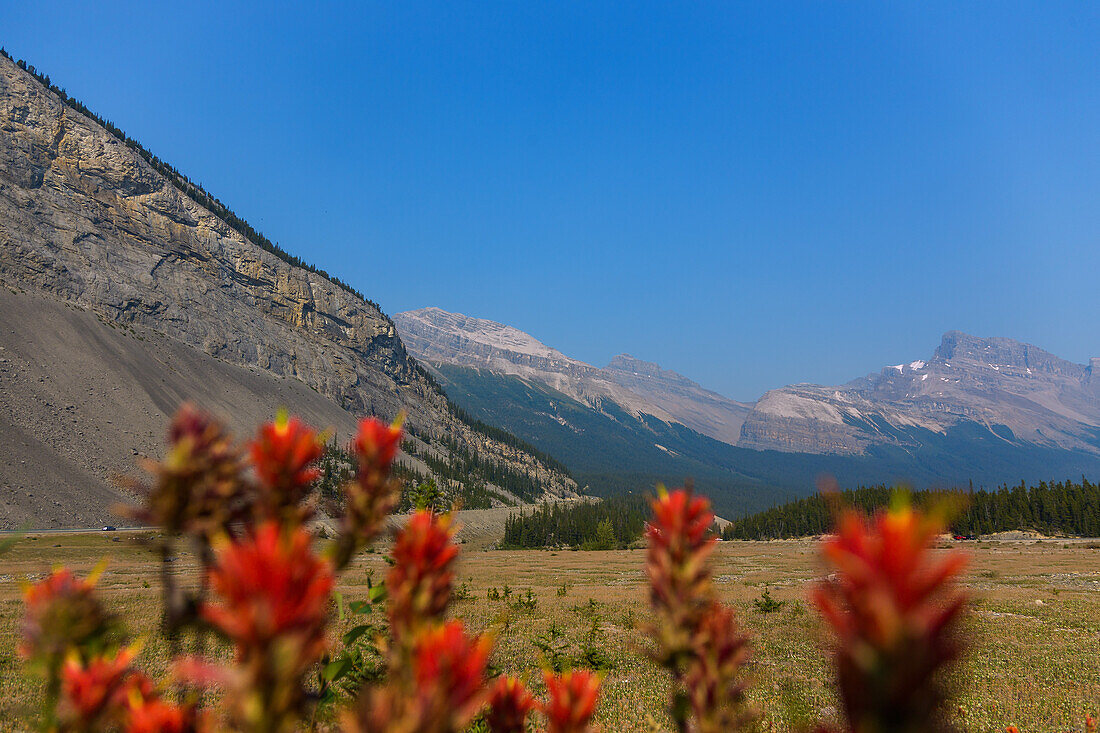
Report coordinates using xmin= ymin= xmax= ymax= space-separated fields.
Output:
xmin=2 ymin=530 xmax=1100 ymax=731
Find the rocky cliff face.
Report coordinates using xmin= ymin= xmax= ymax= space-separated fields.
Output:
xmin=0 ymin=54 xmax=575 ymax=525
xmin=739 ymin=332 xmax=1100 ymax=455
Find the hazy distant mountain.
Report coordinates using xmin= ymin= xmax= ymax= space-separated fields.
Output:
xmin=394 ymin=307 xmax=752 ymax=443
xmin=395 ymin=307 xmax=1100 ymax=517
xmin=741 ymin=331 xmax=1100 ymax=456
xmin=602 ymin=354 xmax=753 ymax=445
xmin=0 ymin=54 xmax=575 ymax=528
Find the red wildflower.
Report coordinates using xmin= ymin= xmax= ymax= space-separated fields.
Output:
xmin=387 ymin=510 xmax=459 ymax=641
xmin=202 ymin=522 xmax=334 ymax=731
xmin=485 ymin=676 xmax=538 ymax=733
xmin=542 ymin=670 xmax=601 ymax=733
xmin=354 ymin=415 xmax=403 ymax=469
xmin=127 ymin=404 xmax=247 ymax=538
xmin=124 ymin=697 xmax=201 ymax=733
xmin=812 ymin=499 xmax=968 ymax=733
xmin=332 ymin=416 xmax=403 ymax=569
xmin=646 ymin=485 xmax=717 ymax=658
xmin=645 ymin=485 xmax=753 ymax=731
xmin=351 ymin=621 xmax=492 ymax=733
xmin=59 ymin=646 xmax=144 ymax=728
xmin=21 ymin=566 xmax=112 ymax=666
xmin=411 ymin=621 xmax=493 ymax=727
xmin=249 ymin=412 xmax=323 ymax=523
xmin=204 ymin=522 xmax=333 ymax=649
xmin=682 ymin=601 xmax=751 ymax=733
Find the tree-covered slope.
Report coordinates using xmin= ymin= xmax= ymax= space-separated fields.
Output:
xmin=431 ymin=363 xmax=1100 ymax=518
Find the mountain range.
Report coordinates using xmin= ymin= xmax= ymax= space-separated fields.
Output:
xmin=0 ymin=53 xmax=575 ymax=529
xmin=394 ymin=307 xmax=1100 ymax=517
xmin=3 ymin=47 xmax=1099 ymax=527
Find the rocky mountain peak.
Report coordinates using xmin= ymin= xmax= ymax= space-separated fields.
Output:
xmin=932 ymin=331 xmax=1080 ymax=377
xmin=606 ymin=354 xmax=672 ymax=379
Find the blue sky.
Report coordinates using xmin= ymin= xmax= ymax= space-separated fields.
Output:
xmin=3 ymin=2 xmax=1098 ymax=401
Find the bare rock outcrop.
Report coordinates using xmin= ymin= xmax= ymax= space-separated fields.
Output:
xmin=0 ymin=54 xmax=575 ymax=526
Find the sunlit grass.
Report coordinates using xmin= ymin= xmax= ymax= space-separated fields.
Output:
xmin=3 ymin=534 xmax=1099 ymax=730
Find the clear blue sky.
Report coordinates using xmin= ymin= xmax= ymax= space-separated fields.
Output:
xmin=3 ymin=2 xmax=1098 ymax=401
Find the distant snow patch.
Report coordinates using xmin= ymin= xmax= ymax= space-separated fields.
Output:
xmin=909 ymin=360 xmax=926 ymax=370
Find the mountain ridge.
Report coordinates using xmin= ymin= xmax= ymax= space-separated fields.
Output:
xmin=0 ymin=52 xmax=576 ymax=527
xmin=394 ymin=305 xmax=1100 ymax=516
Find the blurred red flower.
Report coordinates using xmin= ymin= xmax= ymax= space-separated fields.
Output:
xmin=124 ymin=697 xmax=201 ymax=733
xmin=485 ymin=676 xmax=538 ymax=733
xmin=127 ymin=403 xmax=246 ymax=538
xmin=543 ymin=670 xmax=601 ymax=733
xmin=249 ymin=412 xmax=323 ymax=522
xmin=59 ymin=646 xmax=145 ymax=727
xmin=332 ymin=416 xmax=404 ymax=569
xmin=20 ymin=566 xmax=112 ymax=666
xmin=813 ymin=500 xmax=968 ymax=733
xmin=351 ymin=620 xmax=491 ymax=733
xmin=387 ymin=510 xmax=458 ymax=640
xmin=646 ymin=485 xmax=716 ymax=648
xmin=354 ymin=415 xmax=403 ymax=469
xmin=203 ymin=522 xmax=333 ymax=650
xmin=201 ymin=522 xmax=334 ymax=730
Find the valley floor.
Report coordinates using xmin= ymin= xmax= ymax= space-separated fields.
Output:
xmin=2 ymin=534 xmax=1099 ymax=730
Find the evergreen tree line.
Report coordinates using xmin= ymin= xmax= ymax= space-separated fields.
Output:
xmin=501 ymin=495 xmax=651 ymax=549
xmin=3 ymin=47 xmax=572 ymax=489
xmin=722 ymin=477 xmax=1100 ymax=540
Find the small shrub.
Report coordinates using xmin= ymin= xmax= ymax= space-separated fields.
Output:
xmin=513 ymin=589 xmax=538 ymax=612
xmin=753 ymin=588 xmax=786 ymax=614
xmin=531 ymin=622 xmax=570 ymax=673
xmin=576 ymin=618 xmax=614 ymax=672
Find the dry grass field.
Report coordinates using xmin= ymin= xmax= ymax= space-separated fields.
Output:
xmin=3 ymin=530 xmax=1100 ymax=731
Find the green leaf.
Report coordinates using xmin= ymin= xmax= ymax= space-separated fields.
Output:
xmin=349 ymin=600 xmax=372 ymax=615
xmin=322 ymin=657 xmax=352 ymax=683
xmin=342 ymin=624 xmax=372 ymax=645
xmin=368 ymin=584 xmax=387 ymax=603
xmin=334 ymin=590 xmax=345 ymax=622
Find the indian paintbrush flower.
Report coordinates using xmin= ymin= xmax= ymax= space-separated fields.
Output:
xmin=386 ymin=509 xmax=458 ymax=642
xmin=542 ymin=669 xmax=601 ymax=733
xmin=125 ymin=403 xmax=247 ymax=540
xmin=485 ymin=676 xmax=538 ymax=733
xmin=645 ymin=485 xmax=751 ymax=731
xmin=201 ymin=522 xmax=334 ymax=732
xmin=249 ymin=411 xmax=323 ymax=524
xmin=332 ymin=416 xmax=404 ymax=569
xmin=350 ymin=621 xmax=492 ymax=733
xmin=812 ymin=496 xmax=968 ymax=733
